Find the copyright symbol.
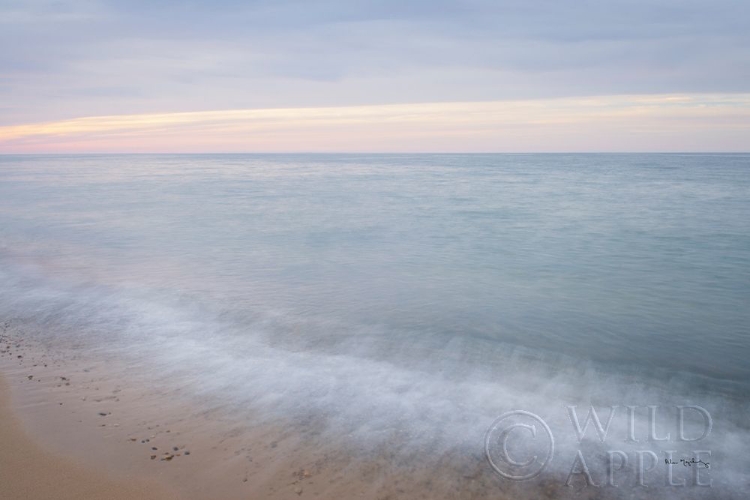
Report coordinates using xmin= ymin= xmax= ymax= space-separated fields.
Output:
xmin=485 ymin=410 xmax=554 ymax=480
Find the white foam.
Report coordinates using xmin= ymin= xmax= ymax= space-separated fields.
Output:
xmin=1 ymin=258 xmax=748 ymax=498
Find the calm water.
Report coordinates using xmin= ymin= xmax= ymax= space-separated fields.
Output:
xmin=1 ymin=154 xmax=749 ymax=495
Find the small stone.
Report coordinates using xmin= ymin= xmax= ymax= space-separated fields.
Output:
xmin=294 ymin=486 xmax=303 ymax=495
xmin=173 ymin=446 xmax=179 ymax=451
xmin=98 ymin=412 xmax=108 ymax=417
xmin=150 ymin=455 xmax=157 ymax=460
xmin=152 ymin=447 xmax=158 ymax=451
xmin=184 ymin=451 xmax=190 ymax=456
xmin=27 ymin=375 xmax=33 ymax=380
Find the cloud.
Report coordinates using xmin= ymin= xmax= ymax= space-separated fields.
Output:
xmin=1 ymin=0 xmax=749 ymax=149
xmin=2 ymin=94 xmax=748 ymax=152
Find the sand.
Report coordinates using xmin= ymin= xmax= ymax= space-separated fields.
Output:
xmin=0 ymin=374 xmax=178 ymax=500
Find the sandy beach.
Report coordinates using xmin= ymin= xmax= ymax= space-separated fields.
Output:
xmin=0 ymin=331 xmax=279 ymax=500
xmin=0 ymin=373 xmax=177 ymax=500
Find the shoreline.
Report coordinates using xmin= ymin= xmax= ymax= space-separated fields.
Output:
xmin=3 ymin=322 xmax=744 ymax=499
xmin=0 ymin=333 xmax=289 ymax=500
xmin=1 ymin=328 xmax=498 ymax=500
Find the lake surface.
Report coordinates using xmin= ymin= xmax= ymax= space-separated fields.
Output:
xmin=1 ymin=153 xmax=749 ymax=497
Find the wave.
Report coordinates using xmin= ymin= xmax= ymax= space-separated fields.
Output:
xmin=1 ymin=255 xmax=748 ymax=498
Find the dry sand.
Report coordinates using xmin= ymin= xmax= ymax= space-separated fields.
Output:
xmin=0 ymin=374 xmax=178 ymax=500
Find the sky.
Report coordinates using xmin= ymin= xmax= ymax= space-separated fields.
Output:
xmin=1 ymin=0 xmax=749 ymax=152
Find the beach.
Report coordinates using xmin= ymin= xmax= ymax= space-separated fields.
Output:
xmin=0 ymin=372 xmax=177 ymax=500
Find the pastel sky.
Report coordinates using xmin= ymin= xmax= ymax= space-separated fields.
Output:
xmin=1 ymin=0 xmax=749 ymax=152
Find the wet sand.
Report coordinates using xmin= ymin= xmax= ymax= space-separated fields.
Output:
xmin=0 ymin=374 xmax=178 ymax=500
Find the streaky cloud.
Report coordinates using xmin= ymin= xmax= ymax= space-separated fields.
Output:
xmin=2 ymin=94 xmax=749 ymax=153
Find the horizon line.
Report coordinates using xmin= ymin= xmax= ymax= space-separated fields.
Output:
xmin=2 ymin=151 xmax=750 ymax=155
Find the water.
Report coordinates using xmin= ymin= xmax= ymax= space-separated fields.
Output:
xmin=1 ymin=153 xmax=749 ymax=496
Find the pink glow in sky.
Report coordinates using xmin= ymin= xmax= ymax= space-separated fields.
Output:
xmin=2 ymin=95 xmax=749 ymax=153
xmin=2 ymin=1 xmax=749 ymax=152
